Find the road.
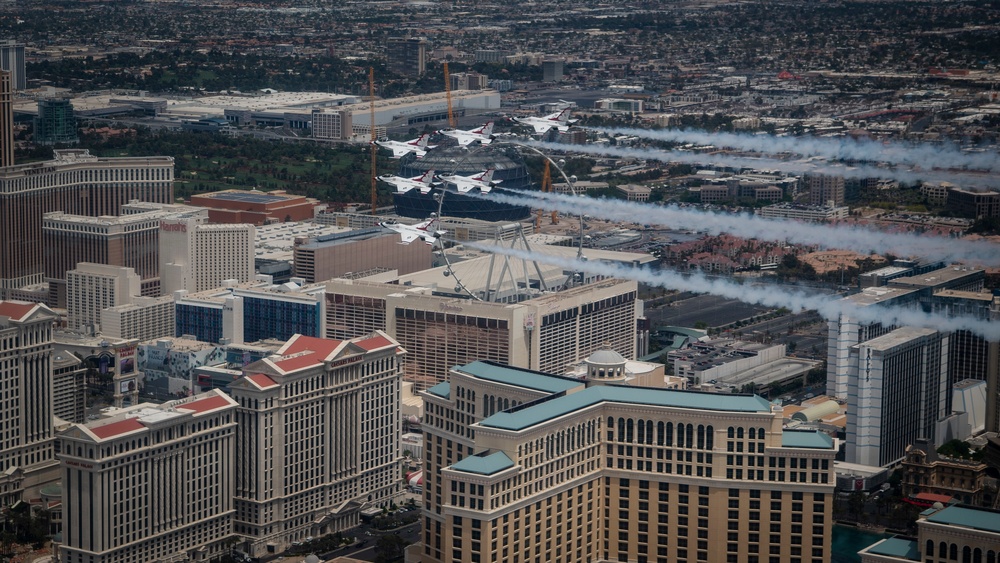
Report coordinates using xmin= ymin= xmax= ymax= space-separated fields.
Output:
xmin=319 ymin=520 xmax=421 ymax=562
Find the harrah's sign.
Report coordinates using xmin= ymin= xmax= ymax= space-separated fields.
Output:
xmin=160 ymin=221 xmax=187 ymax=233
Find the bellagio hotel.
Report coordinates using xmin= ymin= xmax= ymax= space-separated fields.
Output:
xmin=416 ymin=361 xmax=837 ymax=563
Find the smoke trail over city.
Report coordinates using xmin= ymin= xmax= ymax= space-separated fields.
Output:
xmin=477 ymin=190 xmax=1000 ymax=266
xmin=523 ymin=140 xmax=1000 ymax=189
xmin=589 ymin=126 xmax=1000 ymax=174
xmin=462 ymin=241 xmax=1000 ymax=340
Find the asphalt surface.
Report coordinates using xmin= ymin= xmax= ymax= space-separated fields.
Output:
xmin=319 ymin=520 xmax=421 ymax=562
xmin=647 ymin=294 xmax=772 ymax=328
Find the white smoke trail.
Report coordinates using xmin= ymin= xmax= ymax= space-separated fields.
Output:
xmin=524 ymin=140 xmax=1000 ymax=189
xmin=478 ymin=189 xmax=1000 ymax=266
xmin=463 ymin=241 xmax=1000 ymax=340
xmin=590 ymin=126 xmax=1000 ymax=174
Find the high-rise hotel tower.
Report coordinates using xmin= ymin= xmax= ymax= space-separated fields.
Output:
xmin=0 ymin=149 xmax=173 ymax=297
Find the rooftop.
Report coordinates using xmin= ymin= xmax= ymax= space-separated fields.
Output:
xmin=0 ymin=301 xmax=43 ymax=322
xmin=845 ymin=286 xmax=921 ymax=307
xmin=450 ymin=451 xmax=515 ymax=476
xmin=780 ymin=429 xmax=835 ymax=449
xmin=925 ymin=505 xmax=1000 ymax=534
xmin=426 ymin=381 xmax=451 ymax=399
xmin=194 ymin=189 xmax=301 ymax=204
xmin=456 ymin=361 xmax=582 ymax=394
xmin=245 ymin=373 xmax=279 ymax=390
xmin=82 ymin=390 xmax=237 ymax=441
xmin=478 ymin=385 xmax=772 ymax=431
xmin=861 ymin=326 xmax=939 ymax=351
xmin=889 ymin=265 xmax=983 ymax=287
xmin=862 ymin=537 xmax=920 ymax=561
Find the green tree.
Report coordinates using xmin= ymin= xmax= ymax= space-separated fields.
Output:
xmin=374 ymin=533 xmax=407 ymax=562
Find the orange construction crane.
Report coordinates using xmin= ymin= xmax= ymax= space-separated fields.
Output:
xmin=443 ymin=62 xmax=455 ymax=129
xmin=535 ymin=160 xmax=558 ymax=233
xmin=369 ymin=67 xmax=377 ymax=215
xmin=544 ymin=160 xmax=558 ymax=225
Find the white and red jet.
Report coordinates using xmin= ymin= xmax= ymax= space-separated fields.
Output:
xmin=379 ymin=216 xmax=447 ymax=246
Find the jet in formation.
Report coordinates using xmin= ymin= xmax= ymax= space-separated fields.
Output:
xmin=437 ymin=168 xmax=501 ymax=193
xmin=375 ymin=133 xmax=436 ymax=159
xmin=378 ymin=169 xmax=438 ymax=195
xmin=379 ymin=216 xmax=446 ymax=246
xmin=512 ymin=108 xmax=577 ymax=134
xmin=437 ymin=121 xmax=496 ymax=146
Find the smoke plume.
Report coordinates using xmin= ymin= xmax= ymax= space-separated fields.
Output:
xmin=591 ymin=126 xmax=1000 ymax=174
xmin=478 ymin=189 xmax=1000 ymax=266
xmin=462 ymin=241 xmax=1000 ymax=340
xmin=524 ymin=140 xmax=1000 ymax=189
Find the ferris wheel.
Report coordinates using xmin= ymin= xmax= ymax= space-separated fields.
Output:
xmin=432 ymin=141 xmax=588 ymax=303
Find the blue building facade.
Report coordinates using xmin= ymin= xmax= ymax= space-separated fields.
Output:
xmin=175 ymin=290 xmax=323 ymax=344
xmin=242 ymin=295 xmax=322 ymax=342
xmin=175 ymin=302 xmax=223 ymax=343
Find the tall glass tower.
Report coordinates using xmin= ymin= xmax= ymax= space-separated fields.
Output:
xmin=34 ymin=98 xmax=79 ymax=145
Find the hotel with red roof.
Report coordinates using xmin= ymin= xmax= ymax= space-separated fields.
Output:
xmin=227 ymin=331 xmax=405 ymax=558
xmin=56 ymin=388 xmax=238 ymax=563
xmin=0 ymin=300 xmax=59 ymax=506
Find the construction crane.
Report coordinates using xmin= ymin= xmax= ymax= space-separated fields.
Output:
xmin=443 ymin=62 xmax=455 ymax=129
xmin=535 ymin=160 xmax=558 ymax=233
xmin=369 ymin=67 xmax=377 ymax=215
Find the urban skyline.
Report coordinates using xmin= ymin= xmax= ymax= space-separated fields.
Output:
xmin=2 ymin=1 xmax=1000 ymax=562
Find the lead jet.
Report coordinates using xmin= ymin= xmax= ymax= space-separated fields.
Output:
xmin=379 ymin=216 xmax=446 ymax=246
xmin=374 ymin=133 xmax=436 ymax=159
xmin=378 ymin=169 xmax=438 ymax=195
xmin=511 ymin=108 xmax=577 ymax=134
xmin=437 ymin=121 xmax=495 ymax=146
xmin=437 ymin=168 xmax=501 ymax=193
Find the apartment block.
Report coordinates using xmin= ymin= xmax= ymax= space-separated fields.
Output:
xmin=414 ymin=361 xmax=837 ymax=563
xmin=56 ymin=389 xmax=238 ymax=563
xmin=188 ymin=189 xmax=322 ymax=225
xmin=34 ymin=98 xmax=79 ymax=145
xmin=292 ymin=228 xmax=432 ymax=283
xmin=1 ymin=70 xmax=12 ymax=167
xmin=807 ymin=175 xmax=845 ymax=207
xmin=52 ymin=349 xmax=86 ymax=424
xmin=228 ymin=332 xmax=404 ymax=558
xmin=387 ymin=37 xmax=428 ymax=76
xmin=0 ymin=40 xmax=25 ymax=90
xmin=311 ymin=109 xmax=353 ymax=140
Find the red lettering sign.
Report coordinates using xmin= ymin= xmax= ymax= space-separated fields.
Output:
xmin=160 ymin=221 xmax=187 ymax=233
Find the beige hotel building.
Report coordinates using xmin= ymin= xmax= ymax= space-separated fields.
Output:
xmin=415 ymin=361 xmax=837 ymax=563
xmin=55 ymin=389 xmax=238 ymax=563
xmin=228 ymin=331 xmax=405 ymax=558
xmin=326 ymin=276 xmax=640 ymax=391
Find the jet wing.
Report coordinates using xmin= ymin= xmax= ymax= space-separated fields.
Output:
xmin=452 ymin=181 xmax=474 ymax=193
xmin=398 ymin=231 xmax=419 ymax=245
